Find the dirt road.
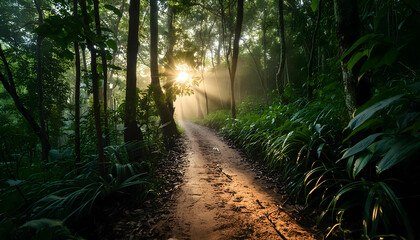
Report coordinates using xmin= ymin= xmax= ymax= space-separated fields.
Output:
xmin=168 ymin=122 xmax=317 ymax=240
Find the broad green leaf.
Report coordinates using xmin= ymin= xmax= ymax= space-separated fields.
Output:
xmin=341 ymin=133 xmax=384 ymax=160
xmin=104 ymin=4 xmax=122 ymax=17
xmin=106 ymin=39 xmax=118 ymax=51
xmin=339 ymin=34 xmax=378 ymax=62
xmin=360 ymin=45 xmax=398 ymax=74
xmin=7 ymin=179 xmax=23 ymax=186
xmin=343 ymin=118 xmax=384 ymax=142
xmin=20 ymin=218 xmax=63 ymax=229
xmin=348 ymin=94 xmax=404 ymax=130
xmin=377 ymin=137 xmax=420 ymax=173
xmin=311 ymin=0 xmax=319 ymax=12
xmin=353 ymin=152 xmax=374 ymax=178
xmin=108 ymin=64 xmax=122 ymax=71
xmin=347 ymin=49 xmax=369 ymax=70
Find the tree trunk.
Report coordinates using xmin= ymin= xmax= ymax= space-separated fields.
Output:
xmin=81 ymin=0 xmax=105 ymax=177
xmin=165 ymin=5 xmax=176 ymax=116
xmin=73 ymin=0 xmax=81 ymax=168
xmin=307 ymin=0 xmax=323 ymax=99
xmin=150 ymin=0 xmax=178 ymax=144
xmin=34 ymin=0 xmax=50 ymax=162
xmin=334 ymin=0 xmax=368 ymax=115
xmin=0 ymin=45 xmax=50 ymax=152
xmin=92 ymin=0 xmax=110 ymax=146
xmin=262 ymin=8 xmax=268 ymax=93
xmin=229 ymin=0 xmax=244 ymax=119
xmin=124 ymin=0 xmax=143 ymax=146
xmin=276 ymin=0 xmax=286 ymax=97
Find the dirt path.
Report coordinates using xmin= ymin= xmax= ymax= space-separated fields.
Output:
xmin=168 ymin=122 xmax=317 ymax=240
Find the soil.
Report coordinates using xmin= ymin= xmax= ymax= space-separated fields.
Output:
xmin=101 ymin=121 xmax=319 ymax=240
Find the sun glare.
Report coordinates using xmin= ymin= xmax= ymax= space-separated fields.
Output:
xmin=176 ymin=72 xmax=189 ymax=82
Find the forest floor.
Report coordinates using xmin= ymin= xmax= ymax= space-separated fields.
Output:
xmin=103 ymin=122 xmax=320 ymax=240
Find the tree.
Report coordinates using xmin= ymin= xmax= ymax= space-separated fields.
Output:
xmin=334 ymin=0 xmax=369 ymax=115
xmin=34 ymin=0 xmax=51 ymax=162
xmin=276 ymin=0 xmax=286 ymax=97
xmin=92 ymin=0 xmax=110 ymax=146
xmin=0 ymin=44 xmax=50 ymax=153
xmin=124 ymin=0 xmax=144 ymax=147
xmin=307 ymin=0 xmax=323 ymax=99
xmin=164 ymin=4 xmax=176 ymax=116
xmin=73 ymin=0 xmax=81 ymax=168
xmin=150 ymin=0 xmax=178 ymax=143
xmin=229 ymin=0 xmax=244 ymax=119
xmin=80 ymin=0 xmax=105 ymax=177
xmin=219 ymin=0 xmax=243 ymax=119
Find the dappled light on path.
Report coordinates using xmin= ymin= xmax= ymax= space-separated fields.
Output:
xmin=168 ymin=122 xmax=317 ymax=239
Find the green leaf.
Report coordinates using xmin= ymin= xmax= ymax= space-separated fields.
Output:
xmin=311 ymin=0 xmax=319 ymax=12
xmin=104 ymin=4 xmax=122 ymax=17
xmin=360 ymin=44 xmax=398 ymax=74
xmin=347 ymin=49 xmax=369 ymax=70
xmin=339 ymin=34 xmax=378 ymax=62
xmin=106 ymin=39 xmax=118 ymax=51
xmin=353 ymin=152 xmax=374 ymax=178
xmin=348 ymin=94 xmax=404 ymax=130
xmin=341 ymin=133 xmax=384 ymax=160
xmin=7 ymin=179 xmax=23 ymax=186
xmin=108 ymin=64 xmax=122 ymax=70
xmin=377 ymin=137 xmax=420 ymax=173
xmin=343 ymin=118 xmax=384 ymax=142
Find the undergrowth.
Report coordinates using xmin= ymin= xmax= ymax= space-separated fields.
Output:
xmin=199 ymin=84 xmax=420 ymax=239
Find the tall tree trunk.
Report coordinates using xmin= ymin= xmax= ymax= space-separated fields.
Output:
xmin=307 ymin=0 xmax=323 ymax=99
xmin=334 ymin=0 xmax=368 ymax=115
xmin=34 ymin=0 xmax=50 ymax=162
xmin=0 ymin=45 xmax=50 ymax=151
xmin=229 ymin=0 xmax=243 ymax=119
xmin=276 ymin=0 xmax=286 ymax=97
xmin=262 ymin=8 xmax=268 ymax=93
xmin=73 ymin=0 xmax=81 ymax=168
xmin=82 ymin=47 xmax=88 ymax=71
xmin=92 ymin=0 xmax=110 ymax=146
xmin=80 ymin=0 xmax=105 ymax=177
xmin=165 ymin=5 xmax=176 ymax=116
xmin=150 ymin=0 xmax=178 ymax=144
xmin=124 ymin=0 xmax=143 ymax=146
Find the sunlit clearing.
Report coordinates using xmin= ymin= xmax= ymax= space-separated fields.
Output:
xmin=176 ymin=72 xmax=189 ymax=82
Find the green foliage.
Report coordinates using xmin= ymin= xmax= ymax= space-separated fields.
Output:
xmin=17 ymin=218 xmax=83 ymax=240
xmin=201 ymin=85 xmax=419 ymax=239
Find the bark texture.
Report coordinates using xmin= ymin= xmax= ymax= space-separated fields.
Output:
xmin=73 ymin=0 xmax=81 ymax=167
xmin=92 ymin=0 xmax=110 ymax=146
xmin=334 ymin=0 xmax=370 ymax=115
xmin=229 ymin=0 xmax=244 ymax=119
xmin=34 ymin=0 xmax=51 ymax=162
xmin=124 ymin=0 xmax=143 ymax=145
xmin=150 ymin=0 xmax=178 ymax=144
xmin=81 ymin=0 xmax=105 ymax=177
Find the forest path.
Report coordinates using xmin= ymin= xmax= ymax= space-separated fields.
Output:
xmin=168 ymin=121 xmax=317 ymax=240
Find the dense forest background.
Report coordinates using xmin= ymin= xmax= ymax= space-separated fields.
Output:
xmin=1 ymin=0 xmax=419 ymax=239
